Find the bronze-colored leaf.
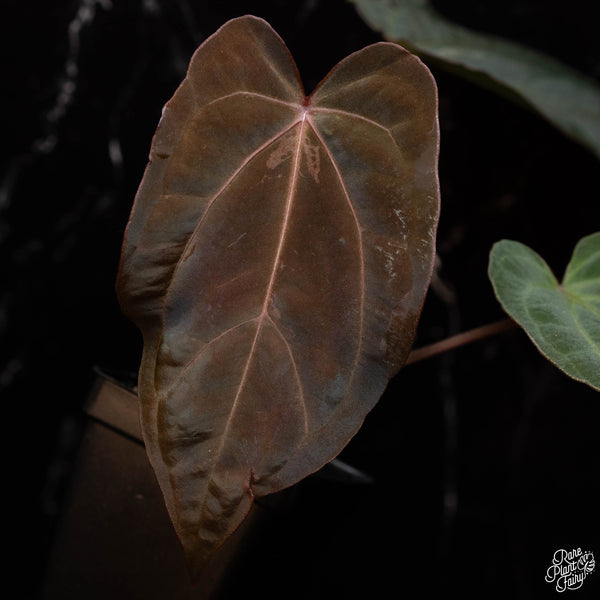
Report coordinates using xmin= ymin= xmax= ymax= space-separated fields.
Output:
xmin=116 ymin=15 xmax=439 ymax=578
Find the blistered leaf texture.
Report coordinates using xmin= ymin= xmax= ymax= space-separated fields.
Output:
xmin=489 ymin=232 xmax=600 ymax=391
xmin=117 ymin=15 xmax=439 ymax=577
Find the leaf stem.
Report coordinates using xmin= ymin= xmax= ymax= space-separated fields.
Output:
xmin=406 ymin=317 xmax=518 ymax=365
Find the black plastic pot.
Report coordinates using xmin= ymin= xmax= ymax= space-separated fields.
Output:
xmin=41 ymin=374 xmax=373 ymax=599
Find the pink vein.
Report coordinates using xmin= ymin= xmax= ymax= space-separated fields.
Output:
xmin=203 ymin=90 xmax=300 ymax=112
xmin=161 ymin=318 xmax=256 ymax=399
xmin=266 ymin=313 xmax=308 ymax=432
xmin=306 ymin=113 xmax=366 ymax=400
xmin=311 ymin=106 xmax=398 ymax=152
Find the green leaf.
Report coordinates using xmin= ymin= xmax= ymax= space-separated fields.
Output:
xmin=350 ymin=0 xmax=600 ymax=159
xmin=488 ymin=233 xmax=600 ymax=391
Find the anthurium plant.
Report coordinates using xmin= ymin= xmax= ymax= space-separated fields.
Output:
xmin=117 ymin=11 xmax=599 ymax=582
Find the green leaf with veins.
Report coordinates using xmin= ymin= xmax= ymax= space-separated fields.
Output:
xmin=489 ymin=232 xmax=600 ymax=391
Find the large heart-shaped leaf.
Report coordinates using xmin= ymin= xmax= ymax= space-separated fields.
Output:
xmin=350 ymin=0 xmax=600 ymax=160
xmin=116 ymin=15 xmax=440 ymax=577
xmin=489 ymin=233 xmax=600 ymax=391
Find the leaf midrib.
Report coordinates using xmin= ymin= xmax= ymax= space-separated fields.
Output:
xmin=194 ymin=113 xmax=309 ymax=515
xmin=218 ymin=113 xmax=310 ymax=445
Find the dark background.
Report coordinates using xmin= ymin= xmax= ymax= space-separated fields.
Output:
xmin=2 ymin=1 xmax=600 ymax=598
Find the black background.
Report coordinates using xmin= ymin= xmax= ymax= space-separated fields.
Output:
xmin=2 ymin=1 xmax=600 ymax=598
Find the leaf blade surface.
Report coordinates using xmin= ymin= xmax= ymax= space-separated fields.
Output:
xmin=117 ymin=15 xmax=440 ymax=576
xmin=489 ymin=233 xmax=600 ymax=391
